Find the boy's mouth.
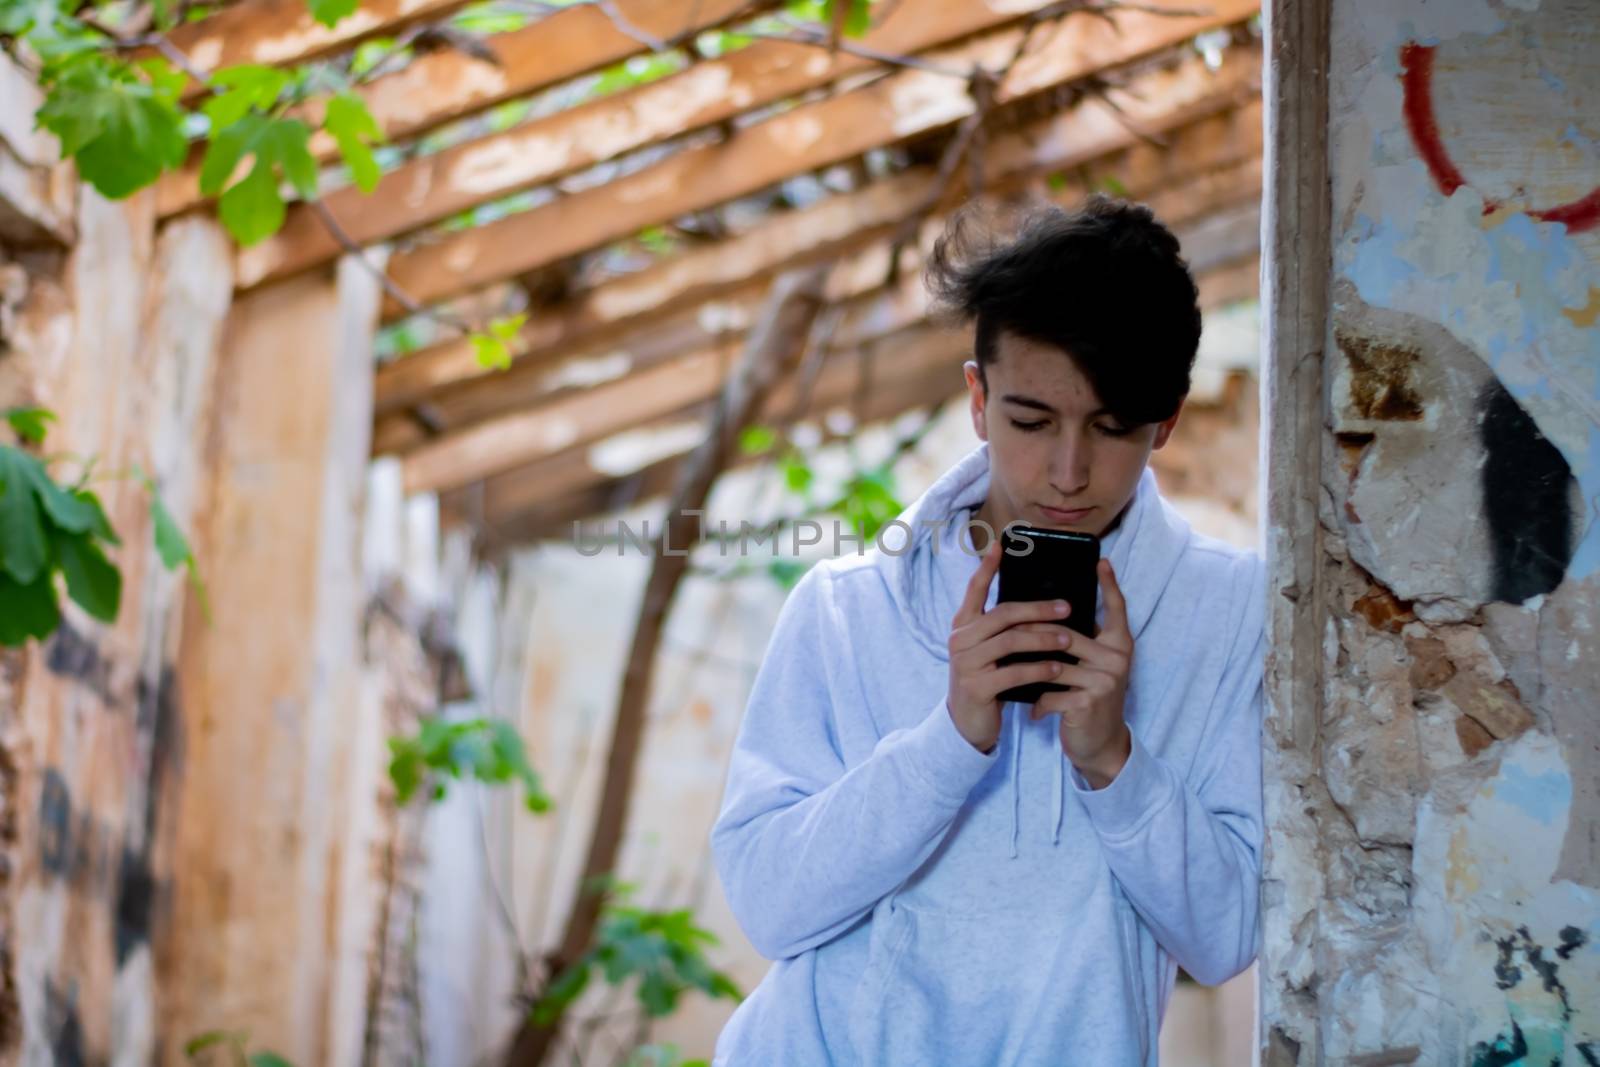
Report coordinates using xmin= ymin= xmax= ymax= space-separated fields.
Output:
xmin=1036 ymin=503 xmax=1095 ymax=524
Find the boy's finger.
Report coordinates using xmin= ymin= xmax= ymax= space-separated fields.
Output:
xmin=1098 ymin=559 xmax=1132 ymax=648
xmin=954 ymin=538 xmax=1002 ymax=624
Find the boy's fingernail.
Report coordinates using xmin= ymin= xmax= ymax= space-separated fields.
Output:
xmin=1054 ymin=600 xmax=1069 ymax=614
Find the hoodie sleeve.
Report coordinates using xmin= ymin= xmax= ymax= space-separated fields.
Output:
xmin=1067 ymin=552 xmax=1266 ymax=986
xmin=711 ymin=563 xmax=998 ymax=961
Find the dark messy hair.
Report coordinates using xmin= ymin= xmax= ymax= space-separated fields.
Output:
xmin=925 ymin=194 xmax=1202 ymax=426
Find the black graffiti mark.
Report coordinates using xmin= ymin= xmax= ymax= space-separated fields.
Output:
xmin=1478 ymin=380 xmax=1578 ymax=604
xmin=1471 ymin=1020 xmax=1529 ymax=1067
xmin=1492 ymin=925 xmax=1578 ymax=1025
xmin=1576 ymin=1041 xmax=1598 ymax=1067
xmin=118 ymin=664 xmax=182 ymax=965
xmin=1493 ymin=931 xmax=1522 ymax=990
xmin=37 ymin=768 xmax=115 ymax=894
xmin=44 ymin=621 xmax=120 ymax=708
xmin=44 ymin=977 xmax=86 ymax=1067
xmin=1556 ymin=925 xmax=1587 ymax=960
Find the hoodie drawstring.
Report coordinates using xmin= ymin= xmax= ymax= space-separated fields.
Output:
xmin=1008 ymin=709 xmax=1022 ymax=859
xmin=1051 ymin=744 xmax=1066 ymax=845
xmin=1009 ymin=712 xmax=1068 ymax=854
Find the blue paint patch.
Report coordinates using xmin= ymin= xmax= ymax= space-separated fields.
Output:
xmin=1497 ymin=763 xmax=1573 ymax=827
xmin=1560 ymin=123 xmax=1600 ymax=161
xmin=1566 ymin=428 xmax=1600 ymax=580
xmin=1540 ymin=67 xmax=1569 ymax=94
xmin=1347 ymin=219 xmax=1420 ymax=305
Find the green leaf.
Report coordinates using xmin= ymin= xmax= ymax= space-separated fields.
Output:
xmin=203 ymin=115 xmax=318 ymax=243
xmin=324 ymin=92 xmax=384 ymax=193
xmin=182 ymin=1029 xmax=238 ymax=1056
xmin=1100 ymin=174 xmax=1127 ymax=196
xmin=202 ymin=64 xmax=292 ymax=130
xmin=150 ymin=491 xmax=191 ymax=570
xmin=0 ymin=451 xmax=49 ymax=583
xmin=35 ymin=61 xmax=188 ymax=199
xmin=27 ymin=461 xmax=99 ymax=534
xmin=738 ymin=425 xmax=777 ymax=455
xmin=489 ymin=312 xmax=527 ymax=342
xmin=306 ymin=0 xmax=358 ymax=28
xmin=350 ymin=38 xmax=408 ymax=78
xmin=780 ymin=452 xmax=812 ymax=494
xmin=218 ymin=159 xmax=287 ymax=246
xmin=843 ymin=0 xmax=872 ymax=37
xmin=259 ymin=118 xmax=319 ymax=199
xmin=247 ymin=1053 xmax=297 ymax=1067
xmin=471 ymin=333 xmax=511 ymax=371
xmin=57 ymin=532 xmax=121 ymax=621
xmin=4 ymin=407 xmax=56 ymax=444
xmin=636 ymin=226 xmax=673 ymax=255
xmin=0 ymin=569 xmax=60 ymax=646
xmin=637 ymin=970 xmax=680 ymax=1016
xmin=767 ymin=559 xmax=808 ymax=589
xmin=70 ymin=489 xmax=120 ymax=546
xmin=533 ymin=962 xmax=591 ymax=1024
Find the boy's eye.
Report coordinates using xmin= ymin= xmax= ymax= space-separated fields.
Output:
xmin=1010 ymin=419 xmax=1047 ymax=432
xmin=1094 ymin=422 xmax=1134 ymax=437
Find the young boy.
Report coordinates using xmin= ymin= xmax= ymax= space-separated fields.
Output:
xmin=709 ymin=196 xmax=1266 ymax=1066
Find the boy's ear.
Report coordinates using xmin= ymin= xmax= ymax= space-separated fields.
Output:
xmin=964 ymin=361 xmax=989 ymax=442
xmin=1151 ymin=400 xmax=1184 ymax=450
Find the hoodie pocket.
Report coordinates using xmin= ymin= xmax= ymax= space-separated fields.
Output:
xmin=845 ymin=897 xmax=1102 ymax=1067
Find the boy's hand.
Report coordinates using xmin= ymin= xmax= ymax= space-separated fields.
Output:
xmin=1030 ymin=559 xmax=1133 ymax=788
xmin=946 ymin=538 xmax=1074 ymax=753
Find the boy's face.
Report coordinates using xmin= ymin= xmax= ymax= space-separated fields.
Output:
xmin=965 ymin=331 xmax=1181 ymax=537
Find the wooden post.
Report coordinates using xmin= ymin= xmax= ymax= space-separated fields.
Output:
xmin=163 ymin=251 xmax=381 ymax=1063
xmin=1259 ymin=0 xmax=1331 ymax=1061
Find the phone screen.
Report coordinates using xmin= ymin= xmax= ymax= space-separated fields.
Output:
xmin=994 ymin=524 xmax=1100 ymax=704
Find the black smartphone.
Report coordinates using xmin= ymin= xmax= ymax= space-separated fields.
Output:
xmin=994 ymin=524 xmax=1101 ymax=704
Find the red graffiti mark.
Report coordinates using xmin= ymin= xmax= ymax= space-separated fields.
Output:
xmin=1399 ymin=42 xmax=1600 ymax=234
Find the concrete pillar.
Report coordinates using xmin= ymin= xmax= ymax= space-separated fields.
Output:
xmin=163 ymin=253 xmax=379 ymax=1062
xmin=1261 ymin=0 xmax=1600 ymax=1062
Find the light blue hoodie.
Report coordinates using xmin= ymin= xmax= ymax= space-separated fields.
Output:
xmin=710 ymin=442 xmax=1266 ymax=1066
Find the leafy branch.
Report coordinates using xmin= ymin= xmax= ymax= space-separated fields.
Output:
xmin=531 ymin=881 xmax=741 ymax=1030
xmin=387 ymin=715 xmax=555 ymax=813
xmin=1 ymin=0 xmax=515 ymax=366
xmin=183 ymin=1029 xmax=294 ymax=1067
xmin=0 ymin=406 xmax=202 ymax=647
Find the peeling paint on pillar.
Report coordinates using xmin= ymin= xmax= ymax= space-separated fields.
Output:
xmin=1264 ymin=0 xmax=1600 ymax=1061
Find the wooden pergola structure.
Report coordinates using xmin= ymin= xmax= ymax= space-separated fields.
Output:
xmin=161 ymin=0 xmax=1264 ymax=547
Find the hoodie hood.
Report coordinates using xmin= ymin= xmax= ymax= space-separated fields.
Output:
xmin=875 ymin=439 xmax=1192 ymax=652
xmin=872 ymin=440 xmax=1194 ymax=855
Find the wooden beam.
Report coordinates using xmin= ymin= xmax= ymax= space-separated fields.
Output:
xmin=376 ymin=0 xmax=1260 ymax=319
xmin=371 ymin=130 xmax=1263 ymax=456
xmin=373 ymin=50 xmax=1262 ymax=415
xmin=441 ymin=241 xmax=1260 ymax=524
xmin=455 ymin=322 xmax=973 ymax=538
xmin=233 ymin=0 xmax=1067 ymax=288
xmin=400 ymin=339 xmax=739 ymax=493
xmin=162 ymin=0 xmax=473 ymax=90
xmin=155 ymin=0 xmax=761 ymax=214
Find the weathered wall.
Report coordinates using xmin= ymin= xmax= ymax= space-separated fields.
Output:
xmin=1261 ymin=0 xmax=1600 ymax=1062
xmin=1 ymin=63 xmax=418 ymax=1060
xmin=1 ymin=146 xmax=237 ymax=1058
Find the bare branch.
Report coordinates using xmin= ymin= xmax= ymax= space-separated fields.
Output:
xmin=306 ymin=198 xmax=477 ymax=336
xmin=76 ymin=15 xmax=214 ymax=88
xmin=749 ymin=23 xmax=972 ymax=78
xmin=593 ymin=0 xmax=667 ymax=51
